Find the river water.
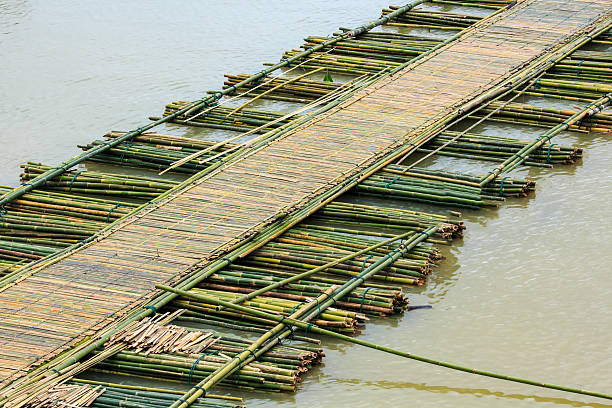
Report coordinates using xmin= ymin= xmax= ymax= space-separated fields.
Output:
xmin=1 ymin=1 xmax=611 ymax=407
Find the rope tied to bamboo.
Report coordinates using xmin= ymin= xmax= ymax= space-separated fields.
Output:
xmin=533 ymin=77 xmax=541 ymax=89
xmin=319 ymin=290 xmax=337 ymax=305
xmin=359 ymin=287 xmax=373 ymax=313
xmin=360 ymin=255 xmax=375 ymax=273
xmin=106 ymin=203 xmax=124 ymax=223
xmin=193 ymin=386 xmax=206 ymax=397
xmin=143 ymin=305 xmax=157 ymax=315
xmin=68 ymin=171 xmax=84 ymax=192
xmin=576 ymin=60 xmax=584 ymax=76
xmin=385 ymin=176 xmax=401 ymax=189
xmin=499 ymin=176 xmax=511 ymax=197
xmin=188 ymin=351 xmax=220 ymax=384
xmin=546 ymin=144 xmax=558 ymax=163
xmin=253 ymin=70 xmax=268 ymax=86
xmin=290 ymin=301 xmax=307 ymax=315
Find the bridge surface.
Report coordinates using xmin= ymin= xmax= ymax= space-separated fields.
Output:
xmin=1 ymin=0 xmax=610 ymax=383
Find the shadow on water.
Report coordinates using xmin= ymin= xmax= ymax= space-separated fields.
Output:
xmin=319 ymin=377 xmax=612 ymax=408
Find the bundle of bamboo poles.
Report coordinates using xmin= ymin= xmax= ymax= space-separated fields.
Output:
xmin=178 ymin=205 xmax=462 ymax=330
xmin=219 ymin=74 xmax=341 ymax=103
xmin=90 ymin=329 xmax=324 ymax=392
xmin=155 ymin=103 xmax=298 ymax=132
xmin=469 ymin=101 xmax=612 ymax=132
xmin=0 ymin=185 xmax=136 ymax=264
xmin=72 ymin=380 xmax=245 ymax=408
xmin=302 ymin=33 xmax=441 ymax=63
xmin=382 ymin=6 xmax=482 ymax=28
xmin=276 ymin=49 xmax=401 ymax=75
xmin=25 ymin=384 xmax=104 ymax=408
xmin=522 ymin=78 xmax=612 ymax=102
xmin=429 ymin=0 xmax=510 ymax=9
xmin=78 ymin=142 xmax=227 ymax=174
xmin=171 ymin=288 xmax=366 ymax=334
xmin=386 ymin=166 xmax=535 ymax=197
xmin=421 ymin=131 xmax=583 ymax=165
xmin=548 ymin=51 xmax=612 ymax=84
xmin=87 ymin=386 xmax=242 ymax=408
xmin=310 ymin=202 xmax=464 ymax=240
xmin=357 ymin=167 xmax=534 ymax=209
xmin=21 ymin=163 xmax=178 ymax=200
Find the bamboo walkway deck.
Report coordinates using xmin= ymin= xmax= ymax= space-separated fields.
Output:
xmin=1 ymin=0 xmax=611 ymax=383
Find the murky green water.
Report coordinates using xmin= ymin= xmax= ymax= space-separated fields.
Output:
xmin=1 ymin=2 xmax=611 ymax=407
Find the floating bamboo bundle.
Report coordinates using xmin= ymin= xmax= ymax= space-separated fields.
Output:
xmin=522 ymin=77 xmax=612 ymax=102
xmin=21 ymin=163 xmax=178 ymax=200
xmin=181 ymin=205 xmax=462 ymax=331
xmin=91 ymin=326 xmax=324 ymax=393
xmin=421 ymin=131 xmax=583 ymax=164
xmin=429 ymin=0 xmax=510 ymax=9
xmin=310 ymin=202 xmax=464 ymax=240
xmin=470 ymin=101 xmax=612 ymax=132
xmin=85 ymin=385 xmax=243 ymax=408
xmin=78 ymin=132 xmax=234 ymax=173
xmin=276 ymin=50 xmax=400 ymax=75
xmin=0 ymin=185 xmax=137 ymax=263
xmin=171 ymin=288 xmax=366 ymax=334
xmin=219 ymin=74 xmax=341 ymax=103
xmin=157 ymin=103 xmax=298 ymax=132
xmin=357 ymin=166 xmax=535 ymax=209
xmin=302 ymin=34 xmax=440 ymax=63
xmin=72 ymin=380 xmax=245 ymax=408
xmin=382 ymin=6 xmax=483 ymax=28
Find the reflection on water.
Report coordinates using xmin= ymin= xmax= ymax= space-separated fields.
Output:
xmin=2 ymin=2 xmax=612 ymax=408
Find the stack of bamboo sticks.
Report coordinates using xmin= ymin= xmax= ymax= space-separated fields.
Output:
xmin=106 ymin=314 xmax=220 ymax=355
xmin=78 ymin=132 xmax=232 ymax=174
xmin=25 ymin=384 xmax=104 ymax=408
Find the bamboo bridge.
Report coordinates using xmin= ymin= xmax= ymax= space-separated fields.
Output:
xmin=1 ymin=0 xmax=612 ymax=406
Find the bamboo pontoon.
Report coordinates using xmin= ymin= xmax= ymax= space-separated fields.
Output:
xmin=1 ymin=0 xmax=612 ymax=406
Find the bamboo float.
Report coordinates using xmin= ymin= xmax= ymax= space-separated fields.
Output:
xmin=2 ymin=0 xmax=608 ymax=402
xmin=19 ymin=8 xmax=606 ymax=395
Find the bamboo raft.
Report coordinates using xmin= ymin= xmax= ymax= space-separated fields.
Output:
xmin=1 ymin=0 xmax=612 ymax=406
